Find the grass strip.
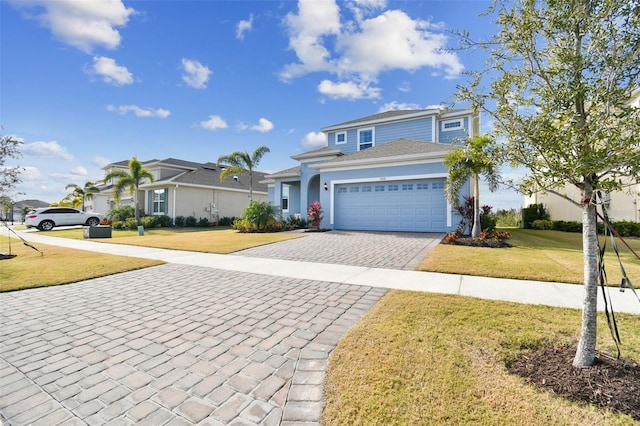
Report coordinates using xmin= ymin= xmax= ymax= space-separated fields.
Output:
xmin=323 ymin=291 xmax=640 ymax=425
xmin=419 ymin=229 xmax=640 ymax=284
xmin=0 ymin=236 xmax=164 ymax=292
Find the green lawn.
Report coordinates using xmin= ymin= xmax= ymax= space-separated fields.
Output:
xmin=0 ymin=235 xmax=164 ymax=292
xmin=324 ymin=291 xmax=640 ymax=425
xmin=419 ymin=229 xmax=640 ymax=285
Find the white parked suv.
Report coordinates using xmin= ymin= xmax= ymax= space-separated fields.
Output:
xmin=25 ymin=207 xmax=104 ymax=231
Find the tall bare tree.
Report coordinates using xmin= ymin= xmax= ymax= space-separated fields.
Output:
xmin=457 ymin=0 xmax=640 ymax=366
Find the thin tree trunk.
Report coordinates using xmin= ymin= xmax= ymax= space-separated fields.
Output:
xmin=471 ymin=173 xmax=480 ymax=238
xmin=573 ymin=184 xmax=598 ymax=367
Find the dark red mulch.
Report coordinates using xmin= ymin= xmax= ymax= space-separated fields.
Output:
xmin=444 ymin=237 xmax=512 ymax=248
xmin=508 ymin=346 xmax=640 ymax=420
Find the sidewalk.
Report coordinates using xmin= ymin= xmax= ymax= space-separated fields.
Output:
xmin=13 ymin=230 xmax=640 ymax=315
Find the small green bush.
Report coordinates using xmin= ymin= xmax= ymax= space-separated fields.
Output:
xmin=218 ymin=216 xmax=236 ymax=227
xmin=495 ymin=208 xmax=521 ymax=227
xmin=139 ymin=216 xmax=158 ymax=229
xmin=552 ymin=220 xmax=582 ymax=233
xmin=611 ymin=220 xmax=640 ymax=238
xmin=198 ymin=217 xmax=210 ymax=227
xmin=174 ymin=216 xmax=186 ymax=227
xmin=106 ymin=205 xmax=135 ymax=222
xmin=111 ymin=220 xmax=125 ymax=230
xmin=124 ymin=217 xmax=139 ymax=230
xmin=157 ymin=215 xmax=172 ymax=228
xmin=522 ymin=204 xmax=550 ymax=229
xmin=185 ymin=216 xmax=197 ymax=227
xmin=234 ymin=201 xmax=281 ymax=232
xmin=281 ymin=215 xmax=307 ymax=230
xmin=532 ymin=219 xmax=554 ymax=230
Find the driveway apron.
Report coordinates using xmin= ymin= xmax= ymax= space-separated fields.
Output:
xmin=0 ymin=231 xmax=441 ymax=425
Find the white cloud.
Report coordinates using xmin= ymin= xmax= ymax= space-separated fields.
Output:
xmin=20 ymin=166 xmax=44 ymax=180
xmin=302 ymin=131 xmax=327 ymax=149
xmin=236 ymin=14 xmax=253 ymax=40
xmin=199 ymin=115 xmax=228 ymax=130
xmin=89 ymin=56 xmax=133 ymax=86
xmin=250 ymin=118 xmax=274 ymax=133
xmin=92 ymin=156 xmax=112 ymax=168
xmin=378 ymin=101 xmax=434 ymax=112
xmin=106 ymin=105 xmax=170 ymax=118
xmin=318 ymin=79 xmax=381 ymax=100
xmin=181 ymin=58 xmax=211 ymax=89
xmin=11 ymin=0 xmax=135 ymax=53
xmin=51 ymin=166 xmax=89 ymax=181
xmin=22 ymin=141 xmax=74 ymax=161
xmin=281 ymin=1 xmax=464 ymax=99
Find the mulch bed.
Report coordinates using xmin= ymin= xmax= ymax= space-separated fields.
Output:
xmin=508 ymin=346 xmax=640 ymax=420
xmin=444 ymin=236 xmax=511 ymax=248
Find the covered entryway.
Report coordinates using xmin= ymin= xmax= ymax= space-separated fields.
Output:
xmin=334 ymin=178 xmax=448 ymax=232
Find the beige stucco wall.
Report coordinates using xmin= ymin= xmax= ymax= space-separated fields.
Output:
xmin=524 ymin=182 xmax=639 ymax=222
xmin=169 ymin=185 xmax=267 ymax=220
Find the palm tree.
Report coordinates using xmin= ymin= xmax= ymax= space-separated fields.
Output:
xmin=104 ymin=157 xmax=154 ymax=221
xmin=64 ymin=181 xmax=100 ymax=211
xmin=217 ymin=145 xmax=270 ymax=201
xmin=444 ymin=135 xmax=501 ymax=238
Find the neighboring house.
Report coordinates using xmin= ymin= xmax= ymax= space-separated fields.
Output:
xmin=93 ymin=158 xmax=268 ymax=222
xmin=264 ymin=108 xmax=478 ymax=232
xmin=2 ymin=199 xmax=50 ymax=223
xmin=524 ymin=89 xmax=640 ymax=222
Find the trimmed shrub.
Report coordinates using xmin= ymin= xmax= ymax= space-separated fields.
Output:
xmin=218 ymin=216 xmax=236 ymax=227
xmin=522 ymin=204 xmax=550 ymax=229
xmin=111 ymin=220 xmax=125 ymax=230
xmin=140 ymin=216 xmax=158 ymax=229
xmin=532 ymin=219 xmax=554 ymax=230
xmin=124 ymin=217 xmax=139 ymax=230
xmin=553 ymin=220 xmax=582 ymax=233
xmin=185 ymin=216 xmax=197 ymax=227
xmin=157 ymin=215 xmax=172 ymax=228
xmin=197 ymin=217 xmax=210 ymax=227
xmin=174 ymin=216 xmax=186 ymax=227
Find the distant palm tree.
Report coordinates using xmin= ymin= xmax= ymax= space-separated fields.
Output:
xmin=217 ymin=145 xmax=270 ymax=201
xmin=444 ymin=135 xmax=500 ymax=238
xmin=64 ymin=181 xmax=101 ymax=212
xmin=104 ymin=157 xmax=155 ymax=221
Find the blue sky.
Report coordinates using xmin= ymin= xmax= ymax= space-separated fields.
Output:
xmin=1 ymin=0 xmax=523 ymax=210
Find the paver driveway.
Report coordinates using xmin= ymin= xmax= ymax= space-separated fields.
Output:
xmin=0 ymin=231 xmax=442 ymax=425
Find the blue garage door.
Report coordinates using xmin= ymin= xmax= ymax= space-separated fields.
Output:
xmin=334 ymin=179 xmax=447 ymax=232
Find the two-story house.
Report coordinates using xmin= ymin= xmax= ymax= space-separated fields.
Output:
xmin=92 ymin=158 xmax=268 ymax=222
xmin=264 ymin=108 xmax=478 ymax=232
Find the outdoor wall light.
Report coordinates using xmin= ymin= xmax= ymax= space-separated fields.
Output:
xmin=323 ymin=182 xmax=328 ymax=191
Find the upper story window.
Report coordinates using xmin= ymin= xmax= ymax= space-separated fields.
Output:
xmin=442 ymin=119 xmax=463 ymax=132
xmin=358 ymin=128 xmax=374 ymax=150
xmin=335 ymin=132 xmax=346 ymax=145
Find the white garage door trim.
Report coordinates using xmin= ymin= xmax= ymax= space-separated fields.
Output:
xmin=328 ymin=173 xmax=451 ymax=227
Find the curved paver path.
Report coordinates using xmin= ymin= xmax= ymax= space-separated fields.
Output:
xmin=0 ymin=263 xmax=385 ymax=425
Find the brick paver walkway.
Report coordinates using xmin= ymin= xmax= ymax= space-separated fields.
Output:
xmin=0 ymin=264 xmax=385 ymax=425
xmin=234 ymin=231 xmax=444 ymax=270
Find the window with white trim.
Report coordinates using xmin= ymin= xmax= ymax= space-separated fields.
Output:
xmin=442 ymin=119 xmax=463 ymax=132
xmin=358 ymin=128 xmax=374 ymax=150
xmin=152 ymin=188 xmax=168 ymax=214
xmin=281 ymin=185 xmax=290 ymax=211
xmin=335 ymin=132 xmax=346 ymax=145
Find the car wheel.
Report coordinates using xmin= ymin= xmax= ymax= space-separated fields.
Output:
xmin=86 ymin=217 xmax=100 ymax=227
xmin=39 ymin=220 xmax=54 ymax=231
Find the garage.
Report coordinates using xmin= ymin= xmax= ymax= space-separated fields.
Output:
xmin=334 ymin=178 xmax=448 ymax=232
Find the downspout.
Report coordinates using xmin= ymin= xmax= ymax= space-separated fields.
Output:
xmin=173 ymin=184 xmax=179 ymax=225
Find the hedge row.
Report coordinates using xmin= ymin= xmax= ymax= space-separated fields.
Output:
xmin=531 ymin=219 xmax=640 ymax=237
